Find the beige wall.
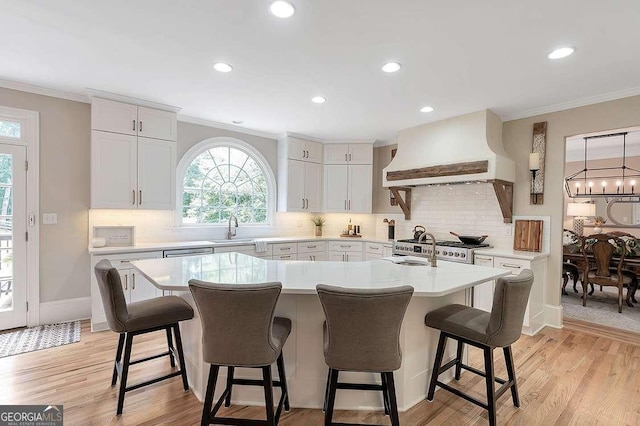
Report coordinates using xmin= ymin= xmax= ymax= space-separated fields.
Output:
xmin=503 ymin=94 xmax=640 ymax=307
xmin=372 ymin=144 xmax=403 ymax=214
xmin=0 ymin=87 xmax=90 ymax=303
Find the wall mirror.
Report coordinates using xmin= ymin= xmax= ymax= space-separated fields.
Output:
xmin=565 ymin=126 xmax=640 ymax=228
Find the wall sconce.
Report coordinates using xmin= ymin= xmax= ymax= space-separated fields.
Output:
xmin=529 ymin=122 xmax=547 ymax=204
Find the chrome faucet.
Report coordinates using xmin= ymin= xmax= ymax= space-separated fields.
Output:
xmin=418 ymin=232 xmax=438 ymax=267
xmin=227 ymin=214 xmax=239 ymax=240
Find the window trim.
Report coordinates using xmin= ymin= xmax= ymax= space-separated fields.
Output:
xmin=175 ymin=137 xmax=276 ymax=227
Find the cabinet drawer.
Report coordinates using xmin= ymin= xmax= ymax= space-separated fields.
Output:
xmin=273 ymin=243 xmax=298 ymax=254
xmin=273 ymin=254 xmax=297 ymax=260
xmin=329 ymin=241 xmax=363 ymax=252
xmin=494 ymin=257 xmax=530 ymax=275
xmin=298 ymin=252 xmax=326 ymax=261
xmin=297 ymin=241 xmax=326 ymax=253
xmin=99 ymin=251 xmax=163 ymax=269
xmin=365 ymin=242 xmax=383 ymax=254
xmin=214 ymin=244 xmax=272 ymax=256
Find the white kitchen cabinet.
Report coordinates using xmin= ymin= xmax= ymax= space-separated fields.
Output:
xmin=323 ymin=164 xmax=372 ymax=213
xmin=91 ymin=131 xmax=176 ymax=209
xmin=324 ymin=144 xmax=373 ymax=165
xmin=91 ymin=98 xmax=177 ymax=141
xmin=383 ymin=245 xmax=393 ymax=258
xmin=472 ymin=253 xmax=547 ymax=335
xmin=280 ymin=136 xmax=323 ymax=164
xmin=365 ymin=242 xmax=384 ymax=260
xmin=278 ymin=159 xmax=322 ymax=212
xmin=90 ymin=251 xmax=163 ymax=331
xmin=297 ymin=241 xmax=326 ymax=261
xmin=328 ymin=241 xmax=363 ymax=262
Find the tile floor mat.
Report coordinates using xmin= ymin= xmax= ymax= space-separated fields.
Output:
xmin=0 ymin=321 xmax=81 ymax=358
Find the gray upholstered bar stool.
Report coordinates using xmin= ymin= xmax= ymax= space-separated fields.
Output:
xmin=424 ymin=269 xmax=534 ymax=426
xmin=94 ymin=260 xmax=194 ymax=415
xmin=188 ymin=280 xmax=291 ymax=426
xmin=316 ymin=284 xmax=414 ymax=426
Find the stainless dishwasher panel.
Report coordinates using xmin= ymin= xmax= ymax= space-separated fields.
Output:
xmin=163 ymin=247 xmax=213 ymax=258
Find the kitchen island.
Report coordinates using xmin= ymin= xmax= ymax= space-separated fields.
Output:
xmin=132 ymin=253 xmax=510 ymax=411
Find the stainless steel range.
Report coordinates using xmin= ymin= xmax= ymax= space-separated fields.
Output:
xmin=392 ymin=239 xmax=489 ymax=264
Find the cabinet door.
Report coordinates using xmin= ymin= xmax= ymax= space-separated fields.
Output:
xmin=348 ymin=145 xmax=373 ymax=164
xmin=345 ymin=252 xmax=363 ymax=262
xmin=91 ymin=130 xmax=138 ymax=208
xmin=305 ymin=141 xmax=323 ymax=164
xmin=137 ymin=107 xmax=177 ymax=141
xmin=323 ymin=165 xmax=348 ymax=212
xmin=473 ymin=255 xmax=495 ymax=312
xmin=348 ymin=164 xmax=372 ymax=213
xmin=91 ymin=98 xmax=137 ymax=136
xmin=118 ymin=270 xmax=132 ymax=303
xmin=383 ymin=246 xmax=393 ymax=257
xmin=324 ymin=144 xmax=349 ymax=164
xmin=329 ymin=252 xmax=346 ymax=262
xmin=137 ymin=137 xmax=176 ymax=210
xmin=129 ymin=270 xmax=159 ymax=303
xmin=286 ymin=159 xmax=306 ymax=211
xmin=287 ymin=137 xmax=307 ymax=161
xmin=312 ymin=252 xmax=327 ymax=261
xmin=305 ymin=162 xmax=322 ymax=212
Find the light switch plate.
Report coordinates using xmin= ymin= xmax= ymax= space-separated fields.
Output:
xmin=42 ymin=213 xmax=57 ymax=225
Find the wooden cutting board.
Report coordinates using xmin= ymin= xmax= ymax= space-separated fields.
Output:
xmin=513 ymin=220 xmax=543 ymax=252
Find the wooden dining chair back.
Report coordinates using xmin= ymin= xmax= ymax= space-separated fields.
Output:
xmin=580 ymin=233 xmax=631 ymax=313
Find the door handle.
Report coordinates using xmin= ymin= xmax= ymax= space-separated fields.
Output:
xmin=348 ymin=200 xmax=351 ymax=210
xmin=132 ymin=273 xmax=136 ymax=290
xmin=124 ymin=274 xmax=128 ymax=291
xmin=132 ymin=190 xmax=136 ymax=205
xmin=133 ymin=120 xmax=136 ymax=131
xmin=139 ymin=121 xmax=143 ymax=132
xmin=302 ymin=198 xmax=305 ymax=209
xmin=139 ymin=190 xmax=142 ymax=205
xmin=349 ymin=153 xmax=352 ymax=161
xmin=344 ymin=200 xmax=347 ymax=210
xmin=345 ymin=153 xmax=347 ymax=161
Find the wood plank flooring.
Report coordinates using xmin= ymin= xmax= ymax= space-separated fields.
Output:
xmin=0 ymin=320 xmax=639 ymax=425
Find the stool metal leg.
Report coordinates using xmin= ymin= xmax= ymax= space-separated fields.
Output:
xmin=484 ymin=347 xmax=496 ymax=426
xmin=166 ymin=328 xmax=176 ymax=368
xmin=276 ymin=353 xmax=290 ymax=411
xmin=322 ymin=368 xmax=331 ymax=413
xmin=427 ymin=332 xmax=447 ymax=401
xmin=173 ymin=323 xmax=190 ymax=391
xmin=202 ymin=365 xmax=219 ymax=426
xmin=224 ymin=366 xmax=234 ymax=407
xmin=111 ymin=333 xmax=125 ymax=386
xmin=383 ymin=372 xmax=400 ymax=426
xmin=117 ymin=333 xmax=133 ymax=415
xmin=262 ymin=366 xmax=276 ymax=426
xmin=455 ymin=340 xmax=464 ymax=380
xmin=324 ymin=368 xmax=339 ymax=426
xmin=381 ymin=372 xmax=390 ymax=416
xmin=503 ymin=346 xmax=519 ymax=407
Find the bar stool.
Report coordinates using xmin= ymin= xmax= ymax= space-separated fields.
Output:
xmin=316 ymin=284 xmax=414 ymax=426
xmin=188 ymin=280 xmax=291 ymax=426
xmin=94 ymin=260 xmax=194 ymax=415
xmin=424 ymin=270 xmax=534 ymax=426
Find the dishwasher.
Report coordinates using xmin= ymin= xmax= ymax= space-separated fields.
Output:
xmin=163 ymin=247 xmax=213 ymax=258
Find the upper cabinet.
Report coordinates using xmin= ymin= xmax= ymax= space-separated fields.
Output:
xmin=91 ymin=98 xmax=177 ymax=142
xmin=91 ymin=97 xmax=177 ymax=209
xmin=324 ymin=144 xmax=373 ymax=165
xmin=282 ymin=136 xmax=323 ymax=164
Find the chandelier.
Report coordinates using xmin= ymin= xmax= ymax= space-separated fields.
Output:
xmin=565 ymin=131 xmax=640 ymax=199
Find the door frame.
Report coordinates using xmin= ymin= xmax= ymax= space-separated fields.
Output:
xmin=0 ymin=105 xmax=40 ymax=327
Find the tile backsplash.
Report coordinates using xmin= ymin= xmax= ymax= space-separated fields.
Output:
xmin=89 ymin=183 xmax=516 ymax=249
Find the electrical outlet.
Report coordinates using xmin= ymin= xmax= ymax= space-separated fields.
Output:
xmin=503 ymin=226 xmax=513 ymax=236
xmin=42 ymin=213 xmax=57 ymax=225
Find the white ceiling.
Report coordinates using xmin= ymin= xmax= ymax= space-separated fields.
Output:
xmin=2 ymin=0 xmax=640 ymax=141
xmin=566 ymin=128 xmax=640 ymax=162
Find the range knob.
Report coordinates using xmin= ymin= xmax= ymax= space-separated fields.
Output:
xmin=454 ymin=252 xmax=460 ymax=257
xmin=461 ymin=253 xmax=466 ymax=258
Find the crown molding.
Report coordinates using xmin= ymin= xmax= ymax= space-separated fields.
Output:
xmin=86 ymin=88 xmax=181 ymax=112
xmin=178 ymin=115 xmax=279 ymax=140
xmin=0 ymin=78 xmax=89 ymax=103
xmin=280 ymin=131 xmax=325 ymax=143
xmin=502 ymin=86 xmax=640 ymax=122
xmin=373 ymin=139 xmax=397 ymax=147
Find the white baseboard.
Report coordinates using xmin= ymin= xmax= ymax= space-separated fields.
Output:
xmin=39 ymin=296 xmax=91 ymax=325
xmin=544 ymin=303 xmax=563 ymax=329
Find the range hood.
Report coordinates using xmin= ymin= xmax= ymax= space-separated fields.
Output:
xmin=383 ymin=109 xmax=516 ymax=222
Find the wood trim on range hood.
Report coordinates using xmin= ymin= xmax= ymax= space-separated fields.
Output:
xmin=386 ymin=160 xmax=488 ymax=181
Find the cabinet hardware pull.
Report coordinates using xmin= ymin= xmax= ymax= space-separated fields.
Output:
xmin=501 ymin=263 xmax=522 ymax=269
xmin=345 ymin=153 xmax=347 ymax=161
xmin=340 ymin=245 xmax=350 ymax=248
xmin=132 ymin=273 xmax=136 ymax=290
xmin=312 ymin=255 xmax=315 ymax=261
xmin=133 ymin=120 xmax=136 ymax=131
xmin=139 ymin=190 xmax=142 ymax=205
xmin=346 ymin=254 xmax=349 ymax=261
xmin=348 ymin=200 xmax=351 ymax=210
xmin=124 ymin=274 xmax=128 ymax=290
xmin=302 ymin=198 xmax=305 ymax=209
xmin=308 ymin=245 xmax=316 ymax=248
xmin=281 ymin=255 xmax=290 ymax=259
xmin=132 ymin=190 xmax=136 ymax=205
xmin=342 ymin=254 xmax=345 ymax=261
xmin=280 ymin=247 xmax=291 ymax=251
xmin=139 ymin=121 xmax=143 ymax=132
xmin=349 ymin=153 xmax=352 ymax=161
xmin=344 ymin=200 xmax=347 ymax=210
xmin=306 ymin=198 xmax=309 ymax=209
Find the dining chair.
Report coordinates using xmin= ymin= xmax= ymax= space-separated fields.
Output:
xmin=580 ymin=233 xmax=634 ymax=313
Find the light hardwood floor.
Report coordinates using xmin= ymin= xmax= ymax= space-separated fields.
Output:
xmin=1 ymin=320 xmax=639 ymax=425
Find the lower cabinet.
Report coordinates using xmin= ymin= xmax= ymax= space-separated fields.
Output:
xmin=365 ymin=242 xmax=384 ymax=260
xmin=90 ymin=250 xmax=163 ymax=331
xmin=297 ymin=241 xmax=326 ymax=261
xmin=473 ymin=253 xmax=547 ymax=335
xmin=328 ymin=241 xmax=363 ymax=262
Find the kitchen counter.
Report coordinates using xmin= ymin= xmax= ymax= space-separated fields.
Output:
xmin=474 ymin=247 xmax=550 ymax=261
xmin=131 ymin=253 xmax=509 ymax=412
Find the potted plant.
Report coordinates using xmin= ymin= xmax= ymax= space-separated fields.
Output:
xmin=311 ymin=216 xmax=325 ymax=237
xmin=593 ymin=215 xmax=607 ymax=234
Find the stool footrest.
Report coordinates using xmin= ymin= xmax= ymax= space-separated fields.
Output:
xmin=232 ymin=378 xmax=284 ymax=388
xmin=437 ymin=380 xmax=488 ymax=410
xmin=125 ymin=370 xmax=182 ymax=392
xmin=335 ymin=382 xmax=384 ymax=392
xmin=460 ymin=364 xmax=507 ymax=385
xmin=130 ymin=351 xmax=171 ymax=365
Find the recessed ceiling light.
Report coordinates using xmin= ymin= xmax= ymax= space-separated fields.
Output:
xmin=311 ymin=96 xmax=326 ymax=104
xmin=270 ymin=1 xmax=295 ymax=18
xmin=548 ymin=47 xmax=575 ymax=59
xmin=232 ymin=120 xmax=244 ymax=124
xmin=420 ymin=106 xmax=435 ymax=113
xmin=382 ymin=62 xmax=402 ymax=73
xmin=213 ymin=62 xmax=233 ymax=73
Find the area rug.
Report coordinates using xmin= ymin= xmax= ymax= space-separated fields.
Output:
xmin=562 ymin=287 xmax=640 ymax=333
xmin=0 ymin=321 xmax=81 ymax=358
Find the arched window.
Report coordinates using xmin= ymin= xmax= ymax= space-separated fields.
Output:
xmin=177 ymin=138 xmax=275 ymax=225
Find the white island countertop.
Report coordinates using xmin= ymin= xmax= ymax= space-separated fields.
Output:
xmin=132 ymin=253 xmax=510 ymax=297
